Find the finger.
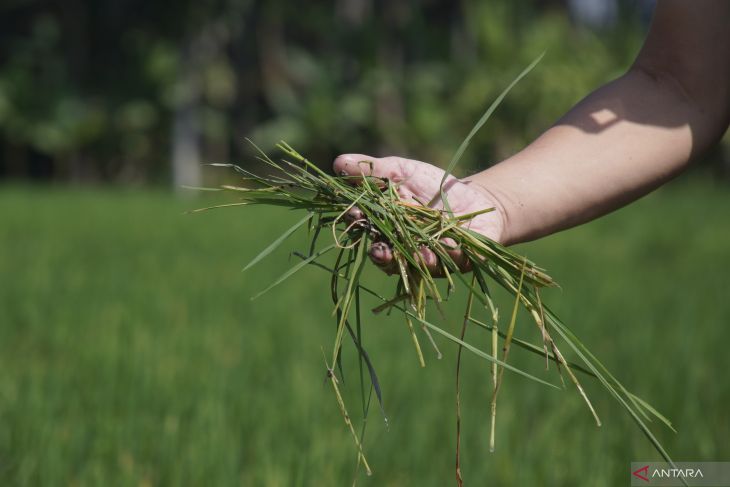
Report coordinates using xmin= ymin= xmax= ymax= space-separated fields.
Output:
xmin=369 ymin=241 xmax=397 ymax=275
xmin=413 ymin=240 xmax=471 ymax=277
xmin=441 ymin=237 xmax=472 ymax=272
xmin=342 ymin=206 xmax=364 ymax=225
xmin=370 ymin=240 xmax=470 ymax=278
xmin=333 ymin=154 xmax=410 ymax=183
xmin=413 ymin=246 xmax=444 ymax=277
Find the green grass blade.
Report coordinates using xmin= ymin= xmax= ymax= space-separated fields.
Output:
xmin=251 ymin=243 xmax=336 ymax=300
xmin=406 ymin=310 xmax=559 ymax=389
xmin=243 ymin=213 xmax=314 ymax=271
xmin=543 ymin=310 xmax=678 ymax=469
xmin=439 ymin=51 xmax=545 ymax=188
xmin=295 ymin=254 xmax=558 ymax=388
xmin=332 ymin=235 xmax=369 ymax=366
xmin=628 ymin=392 xmax=677 ymax=433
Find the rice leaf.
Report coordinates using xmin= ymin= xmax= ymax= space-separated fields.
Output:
xmin=243 ymin=213 xmax=313 ymax=271
xmin=440 ymin=52 xmax=545 ymax=187
xmin=250 ymin=243 xmax=336 ymax=300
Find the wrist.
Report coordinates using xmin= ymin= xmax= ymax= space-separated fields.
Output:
xmin=461 ymin=174 xmax=513 ymax=246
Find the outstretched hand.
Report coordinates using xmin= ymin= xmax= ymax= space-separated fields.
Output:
xmin=333 ymin=153 xmax=506 ymax=276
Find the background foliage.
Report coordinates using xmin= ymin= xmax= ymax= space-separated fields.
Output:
xmin=3 ymin=0 xmax=724 ymax=183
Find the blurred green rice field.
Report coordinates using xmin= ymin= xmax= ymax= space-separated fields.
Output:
xmin=1 ymin=181 xmax=729 ymax=486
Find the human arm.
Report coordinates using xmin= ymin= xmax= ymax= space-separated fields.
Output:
xmin=334 ymin=0 xmax=730 ymax=272
xmin=463 ymin=0 xmax=730 ymax=244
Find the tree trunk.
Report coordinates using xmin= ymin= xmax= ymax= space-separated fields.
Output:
xmin=172 ymin=91 xmax=201 ymax=191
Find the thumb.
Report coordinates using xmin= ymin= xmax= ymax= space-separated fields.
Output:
xmin=333 ymin=154 xmax=409 ymax=182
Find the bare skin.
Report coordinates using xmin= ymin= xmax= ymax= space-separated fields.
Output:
xmin=333 ymin=153 xmax=504 ymax=273
xmin=334 ymin=0 xmax=730 ymax=275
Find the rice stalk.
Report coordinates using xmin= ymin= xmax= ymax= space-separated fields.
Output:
xmin=197 ymin=54 xmax=678 ymax=478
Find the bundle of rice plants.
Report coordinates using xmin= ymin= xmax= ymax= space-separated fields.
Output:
xmin=194 ymin=54 xmax=677 ymax=481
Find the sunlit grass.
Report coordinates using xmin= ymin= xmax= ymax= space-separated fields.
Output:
xmin=0 ymin=181 xmax=728 ymax=485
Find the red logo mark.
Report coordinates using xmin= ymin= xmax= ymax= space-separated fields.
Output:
xmin=633 ymin=465 xmax=650 ymax=482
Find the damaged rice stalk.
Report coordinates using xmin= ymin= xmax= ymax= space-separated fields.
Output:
xmin=195 ymin=53 xmax=678 ymax=479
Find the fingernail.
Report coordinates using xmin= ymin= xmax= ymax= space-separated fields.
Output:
xmin=369 ymin=242 xmax=392 ymax=264
xmin=346 ymin=207 xmax=363 ymax=221
xmin=441 ymin=238 xmax=458 ymax=250
xmin=417 ymin=247 xmax=437 ymax=267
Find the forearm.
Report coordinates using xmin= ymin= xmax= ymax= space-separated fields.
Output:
xmin=465 ymin=67 xmax=727 ymax=245
xmin=465 ymin=0 xmax=730 ymax=246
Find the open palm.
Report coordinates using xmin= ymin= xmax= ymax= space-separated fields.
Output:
xmin=333 ymin=153 xmax=505 ymax=274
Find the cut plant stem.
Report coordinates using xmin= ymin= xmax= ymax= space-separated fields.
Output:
xmin=455 ymin=275 xmax=476 ymax=487
xmin=413 ymin=276 xmax=442 ymax=360
xmin=324 ymin=354 xmax=372 ymax=476
xmin=490 ymin=321 xmax=498 ymax=453
xmin=491 ymin=260 xmax=526 ymax=417
xmin=405 ymin=314 xmax=426 ymax=368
